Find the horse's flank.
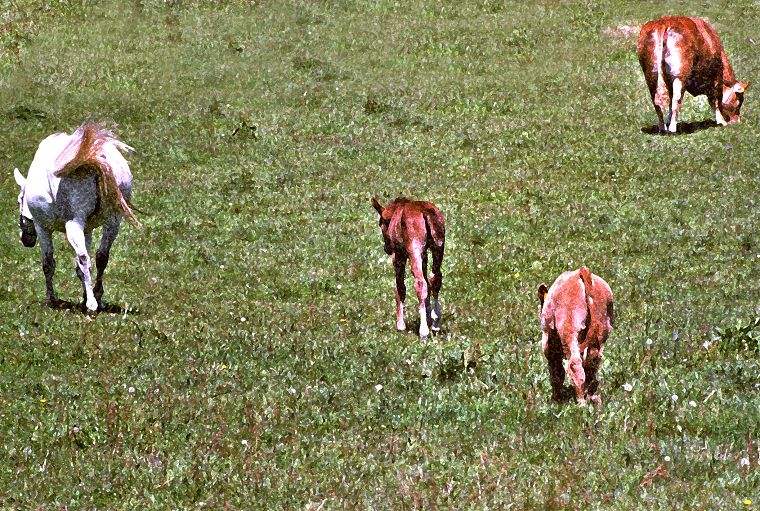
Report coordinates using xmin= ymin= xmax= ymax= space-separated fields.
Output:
xmin=54 ymin=123 xmax=140 ymax=226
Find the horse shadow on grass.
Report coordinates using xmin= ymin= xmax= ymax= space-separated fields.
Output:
xmin=46 ymin=298 xmax=140 ymax=316
xmin=552 ymin=385 xmax=579 ymax=404
xmin=641 ymin=120 xmax=719 ymax=135
xmin=405 ymin=317 xmax=446 ymax=341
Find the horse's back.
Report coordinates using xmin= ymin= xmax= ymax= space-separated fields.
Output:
xmin=25 ymin=128 xmax=133 ymax=231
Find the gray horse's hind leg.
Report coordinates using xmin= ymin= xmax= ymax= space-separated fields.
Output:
xmin=94 ymin=218 xmax=121 ymax=309
xmin=65 ymin=220 xmax=98 ymax=313
xmin=36 ymin=227 xmax=59 ymax=307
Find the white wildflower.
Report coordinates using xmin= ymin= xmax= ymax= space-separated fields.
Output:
xmin=128 ymin=386 xmax=135 ymax=394
xmin=671 ymin=394 xmax=678 ymax=402
xmin=375 ymin=384 xmax=383 ymax=392
xmin=664 ymin=455 xmax=671 ymax=462
xmin=689 ymin=400 xmax=696 ymax=408
xmin=623 ymin=383 xmax=633 ymax=392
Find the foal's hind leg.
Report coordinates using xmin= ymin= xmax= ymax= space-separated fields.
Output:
xmin=66 ymin=220 xmax=98 ymax=313
xmin=583 ymin=345 xmax=604 ymax=404
xmin=421 ymin=251 xmax=432 ymax=324
xmin=94 ymin=218 xmax=121 ymax=309
xmin=429 ymin=243 xmax=444 ymax=331
xmin=392 ymin=253 xmax=407 ymax=331
xmin=409 ymin=245 xmax=430 ymax=339
xmin=542 ymin=331 xmax=566 ymax=403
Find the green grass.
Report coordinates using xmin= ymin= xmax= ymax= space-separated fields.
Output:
xmin=1 ymin=0 xmax=758 ymax=509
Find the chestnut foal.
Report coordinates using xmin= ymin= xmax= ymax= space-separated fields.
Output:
xmin=372 ymin=197 xmax=445 ymax=340
xmin=537 ymin=266 xmax=614 ymax=405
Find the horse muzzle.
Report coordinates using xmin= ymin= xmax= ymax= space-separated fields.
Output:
xmin=21 ymin=231 xmax=37 ymax=247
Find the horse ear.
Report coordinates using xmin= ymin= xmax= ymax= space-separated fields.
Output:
xmin=13 ymin=168 xmax=25 ymax=188
xmin=537 ymin=284 xmax=548 ymax=306
xmin=371 ymin=197 xmax=384 ymax=215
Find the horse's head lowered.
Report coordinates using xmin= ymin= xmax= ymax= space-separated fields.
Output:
xmin=13 ymin=168 xmax=37 ymax=248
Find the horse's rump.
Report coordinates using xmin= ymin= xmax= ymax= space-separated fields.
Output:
xmin=54 ymin=123 xmax=139 ymax=226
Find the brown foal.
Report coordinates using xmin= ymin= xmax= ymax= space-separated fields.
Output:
xmin=537 ymin=266 xmax=614 ymax=405
xmin=372 ymin=197 xmax=445 ymax=339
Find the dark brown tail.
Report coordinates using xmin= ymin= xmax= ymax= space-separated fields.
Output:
xmin=423 ymin=208 xmax=445 ymax=249
xmin=55 ymin=123 xmax=140 ymax=226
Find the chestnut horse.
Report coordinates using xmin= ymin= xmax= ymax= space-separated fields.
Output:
xmin=537 ymin=266 xmax=614 ymax=405
xmin=372 ymin=197 xmax=445 ymax=339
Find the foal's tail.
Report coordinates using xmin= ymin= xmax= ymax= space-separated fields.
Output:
xmin=54 ymin=122 xmax=140 ymax=227
xmin=424 ymin=206 xmax=445 ymax=249
xmin=579 ymin=266 xmax=595 ymax=351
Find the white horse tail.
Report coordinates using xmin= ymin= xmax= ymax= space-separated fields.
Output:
xmin=54 ymin=122 xmax=140 ymax=226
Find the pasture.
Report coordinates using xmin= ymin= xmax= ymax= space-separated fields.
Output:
xmin=1 ymin=1 xmax=758 ymax=508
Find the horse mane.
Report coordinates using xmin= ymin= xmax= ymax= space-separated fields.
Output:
xmin=54 ymin=122 xmax=140 ymax=226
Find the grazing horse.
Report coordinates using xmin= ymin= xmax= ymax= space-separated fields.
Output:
xmin=372 ymin=197 xmax=445 ymax=340
xmin=13 ymin=122 xmax=139 ymax=314
xmin=537 ymin=267 xmax=614 ymax=405
xmin=637 ymin=16 xmax=750 ymax=133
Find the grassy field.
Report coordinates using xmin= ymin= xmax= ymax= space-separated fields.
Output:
xmin=1 ymin=0 xmax=758 ymax=508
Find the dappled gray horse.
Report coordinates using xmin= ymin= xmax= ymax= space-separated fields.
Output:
xmin=14 ymin=122 xmax=139 ymax=313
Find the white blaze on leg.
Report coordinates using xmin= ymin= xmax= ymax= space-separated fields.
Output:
xmin=66 ymin=221 xmax=98 ymax=312
xmin=668 ymin=78 xmax=683 ymax=133
xmin=396 ymin=301 xmax=406 ymax=331
xmin=418 ymin=303 xmax=430 ymax=339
